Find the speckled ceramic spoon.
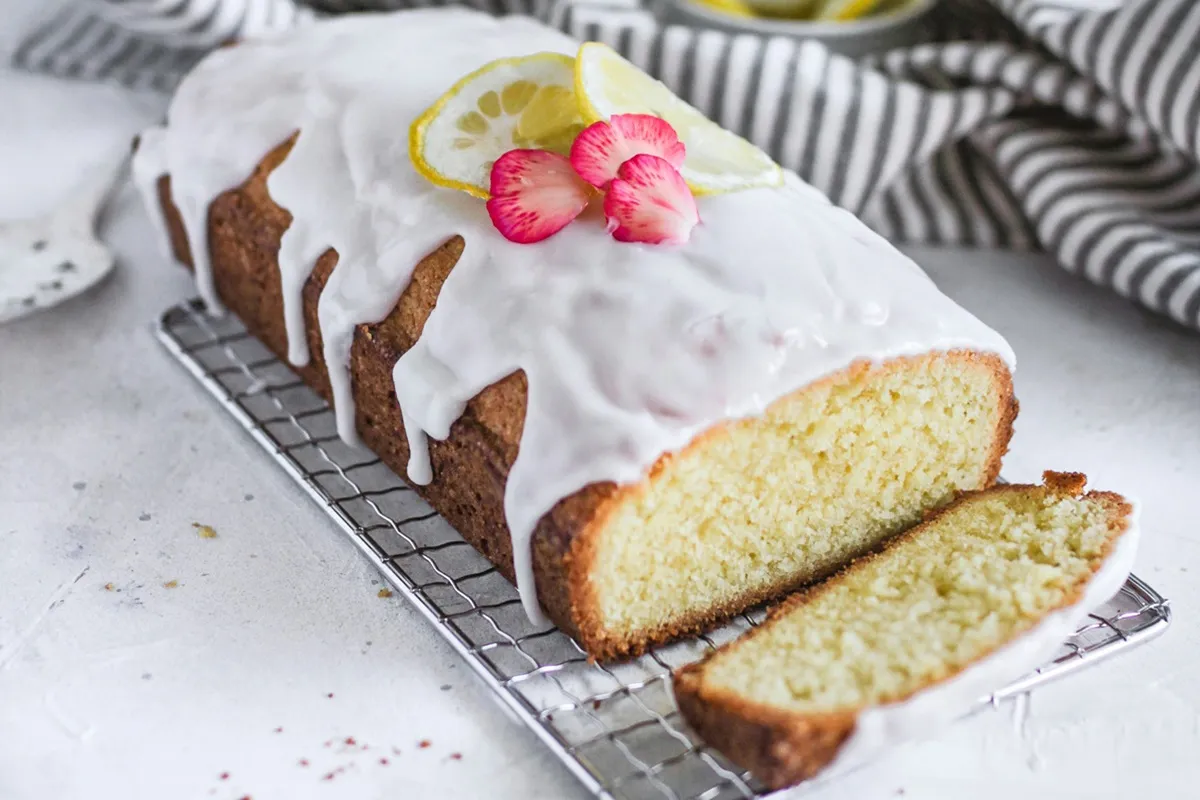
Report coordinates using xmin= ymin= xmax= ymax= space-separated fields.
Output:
xmin=0 ymin=148 xmax=127 ymax=324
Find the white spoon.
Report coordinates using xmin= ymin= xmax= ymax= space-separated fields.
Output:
xmin=0 ymin=148 xmax=128 ymax=325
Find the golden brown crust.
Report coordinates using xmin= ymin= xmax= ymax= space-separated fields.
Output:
xmin=151 ymin=136 xmax=1017 ymax=661
xmin=673 ymin=473 xmax=1133 ymax=790
xmin=674 ymin=674 xmax=859 ymax=789
xmin=984 ymin=365 xmax=1019 ymax=487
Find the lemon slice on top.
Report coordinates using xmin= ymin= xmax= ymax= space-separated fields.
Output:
xmin=574 ymin=42 xmax=782 ymax=195
xmin=410 ymin=52 xmax=586 ymax=198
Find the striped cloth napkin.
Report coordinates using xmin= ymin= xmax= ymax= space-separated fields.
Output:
xmin=11 ymin=0 xmax=1200 ymax=331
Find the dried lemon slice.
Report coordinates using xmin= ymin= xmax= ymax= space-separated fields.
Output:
xmin=574 ymin=43 xmax=782 ymax=195
xmin=410 ymin=52 xmax=585 ymax=198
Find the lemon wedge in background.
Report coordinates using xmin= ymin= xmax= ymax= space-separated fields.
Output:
xmin=410 ymin=52 xmax=585 ymax=198
xmin=810 ymin=0 xmax=887 ymax=20
xmin=574 ymin=43 xmax=782 ymax=195
xmin=688 ymin=0 xmax=759 ymax=18
xmin=740 ymin=0 xmax=820 ymax=17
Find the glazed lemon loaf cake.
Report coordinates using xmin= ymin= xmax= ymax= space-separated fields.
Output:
xmin=133 ymin=8 xmax=1017 ymax=660
xmin=675 ymin=472 xmax=1137 ymax=789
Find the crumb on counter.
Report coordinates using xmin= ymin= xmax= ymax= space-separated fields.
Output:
xmin=219 ymin=772 xmax=229 ymax=781
xmin=377 ymin=588 xmax=393 ymax=598
xmin=298 ymin=759 xmax=309 ymax=767
xmin=418 ymin=739 xmax=431 ymax=749
xmin=163 ymin=580 xmax=179 ymax=589
xmin=193 ymin=523 xmax=218 ymax=539
xmin=103 ymin=583 xmax=115 ymax=592
xmin=450 ymin=752 xmax=462 ymax=761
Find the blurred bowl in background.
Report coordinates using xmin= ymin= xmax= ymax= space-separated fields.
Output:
xmin=659 ymin=0 xmax=939 ymax=58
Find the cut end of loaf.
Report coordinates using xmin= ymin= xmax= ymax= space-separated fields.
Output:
xmin=673 ymin=472 xmax=1133 ymax=790
xmin=572 ymin=350 xmax=1016 ymax=658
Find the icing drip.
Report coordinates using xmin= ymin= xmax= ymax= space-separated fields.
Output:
xmin=130 ymin=127 xmax=173 ymax=262
xmin=132 ymin=9 xmax=1017 ymax=622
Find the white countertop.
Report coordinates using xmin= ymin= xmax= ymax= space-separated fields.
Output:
xmin=1 ymin=49 xmax=1197 ymax=800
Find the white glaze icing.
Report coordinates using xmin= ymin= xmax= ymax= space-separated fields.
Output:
xmin=819 ymin=502 xmax=1141 ymax=782
xmin=131 ymin=9 xmax=1016 ymax=621
xmin=131 ymin=126 xmax=173 ymax=262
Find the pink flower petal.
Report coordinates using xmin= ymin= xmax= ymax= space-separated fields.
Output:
xmin=603 ymin=154 xmax=700 ymax=246
xmin=570 ymin=114 xmax=687 ymax=190
xmin=487 ymin=150 xmax=592 ymax=244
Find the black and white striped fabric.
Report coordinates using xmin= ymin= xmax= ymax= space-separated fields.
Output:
xmin=10 ymin=0 xmax=313 ymax=90
xmin=11 ymin=0 xmax=1200 ymax=330
xmin=96 ymin=0 xmax=312 ymax=46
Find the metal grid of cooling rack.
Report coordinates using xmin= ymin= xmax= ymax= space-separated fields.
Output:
xmin=155 ymin=298 xmax=1171 ymax=800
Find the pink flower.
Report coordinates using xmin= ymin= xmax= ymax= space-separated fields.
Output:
xmin=603 ymin=154 xmax=699 ymax=246
xmin=569 ymin=114 xmax=686 ymax=189
xmin=486 ymin=150 xmax=592 ymax=244
xmin=485 ymin=116 xmax=699 ymax=246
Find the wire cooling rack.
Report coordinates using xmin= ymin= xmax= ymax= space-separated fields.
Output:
xmin=156 ymin=298 xmax=1171 ymax=800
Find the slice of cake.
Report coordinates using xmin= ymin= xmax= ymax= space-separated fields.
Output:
xmin=132 ymin=8 xmax=1018 ymax=659
xmin=674 ymin=472 xmax=1137 ymax=788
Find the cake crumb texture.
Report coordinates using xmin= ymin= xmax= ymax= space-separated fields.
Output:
xmin=580 ymin=353 xmax=1012 ymax=650
xmin=674 ymin=473 xmax=1133 ymax=788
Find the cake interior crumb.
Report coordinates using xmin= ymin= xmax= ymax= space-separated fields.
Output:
xmin=591 ymin=355 xmax=1007 ymax=643
xmin=700 ymin=487 xmax=1116 ymax=711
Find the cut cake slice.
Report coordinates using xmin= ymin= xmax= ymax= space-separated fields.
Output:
xmin=674 ymin=471 xmax=1137 ymax=789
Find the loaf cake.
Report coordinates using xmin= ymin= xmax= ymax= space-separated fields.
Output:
xmin=133 ymin=8 xmax=1017 ymax=660
xmin=675 ymin=472 xmax=1137 ymax=789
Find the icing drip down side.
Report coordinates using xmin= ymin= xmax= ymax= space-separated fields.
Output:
xmin=131 ymin=9 xmax=1017 ymax=622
